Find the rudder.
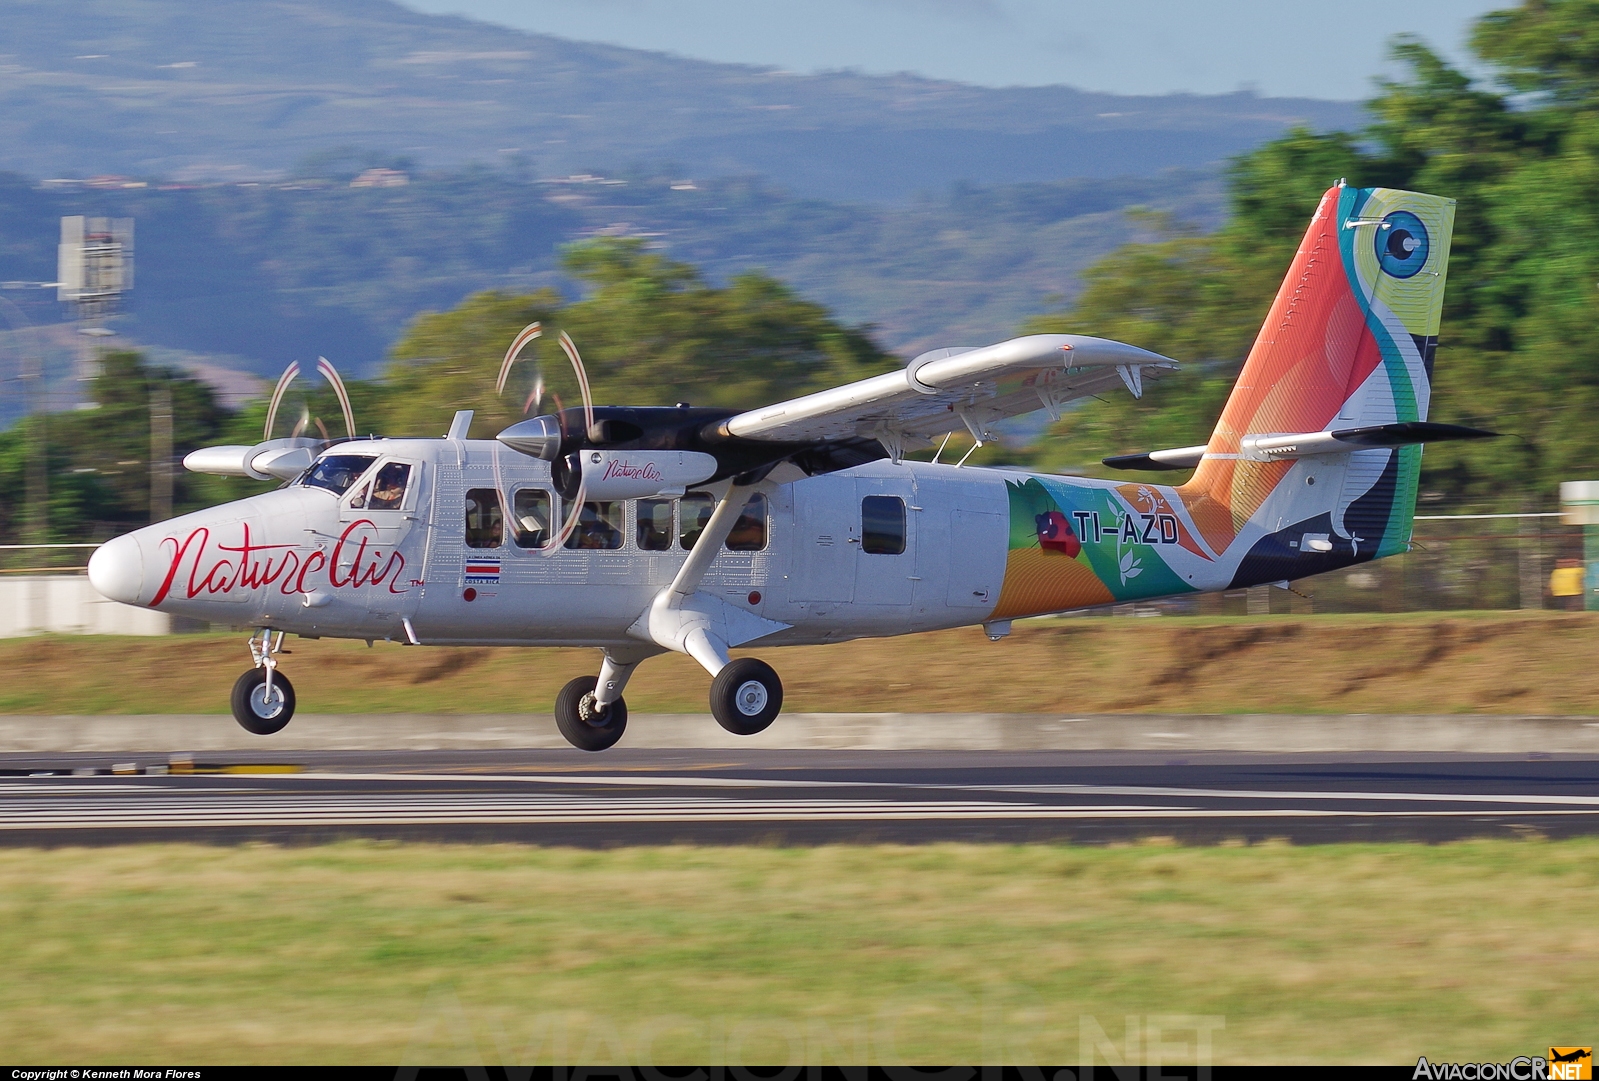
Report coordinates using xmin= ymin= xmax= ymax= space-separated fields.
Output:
xmin=1179 ymin=182 xmax=1455 ymax=563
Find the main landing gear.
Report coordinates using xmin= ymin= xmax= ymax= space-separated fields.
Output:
xmin=709 ymin=658 xmax=783 ymax=736
xmin=551 ymin=480 xmax=787 ymax=752
xmin=554 ymin=675 xmax=629 ymax=752
xmin=552 ymin=648 xmax=784 ymax=752
xmin=232 ymin=629 xmax=295 ymax=735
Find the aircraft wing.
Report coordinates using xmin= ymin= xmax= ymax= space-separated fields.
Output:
xmin=714 ymin=334 xmax=1176 ymax=453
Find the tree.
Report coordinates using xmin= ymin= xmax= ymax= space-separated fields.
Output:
xmin=1020 ymin=1 xmax=1599 ymax=505
xmin=381 ymin=238 xmax=896 ymax=438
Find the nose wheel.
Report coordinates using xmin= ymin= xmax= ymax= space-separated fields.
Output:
xmin=232 ymin=629 xmax=296 ymax=735
xmin=231 ymin=668 xmax=296 ymax=735
xmin=710 ymin=658 xmax=783 ymax=736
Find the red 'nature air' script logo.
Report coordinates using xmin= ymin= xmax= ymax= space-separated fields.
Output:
xmin=150 ymin=520 xmax=407 ymax=606
xmin=600 ymin=459 xmax=663 ymax=483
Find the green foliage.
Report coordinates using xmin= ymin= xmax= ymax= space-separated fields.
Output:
xmin=0 ymin=351 xmax=260 ymax=546
xmin=1023 ymin=1 xmax=1599 ymax=504
xmin=0 ymin=240 xmax=897 ymax=540
xmin=382 ymin=239 xmax=897 ymax=438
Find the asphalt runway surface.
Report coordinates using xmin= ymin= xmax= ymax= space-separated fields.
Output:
xmin=1 ymin=747 xmax=1598 ymax=844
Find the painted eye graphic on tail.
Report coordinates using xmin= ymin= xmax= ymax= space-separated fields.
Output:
xmin=1376 ymin=210 xmax=1429 ymax=279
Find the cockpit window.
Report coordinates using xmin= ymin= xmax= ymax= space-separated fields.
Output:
xmin=367 ymin=462 xmax=411 ymax=510
xmin=300 ymin=455 xmax=376 ymax=496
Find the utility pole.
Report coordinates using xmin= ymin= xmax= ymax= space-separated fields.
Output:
xmin=0 ymin=295 xmax=47 ymax=549
xmin=150 ymin=382 xmax=172 ymax=524
xmin=24 ymin=349 xmax=48 ymax=544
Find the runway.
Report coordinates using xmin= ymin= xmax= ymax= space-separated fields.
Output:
xmin=0 ymin=748 xmax=1596 ymax=844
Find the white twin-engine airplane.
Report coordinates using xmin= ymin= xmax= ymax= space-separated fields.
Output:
xmin=90 ymin=184 xmax=1492 ymax=750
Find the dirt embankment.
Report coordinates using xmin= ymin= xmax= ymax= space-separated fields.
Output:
xmin=1 ymin=611 xmax=1592 ymax=715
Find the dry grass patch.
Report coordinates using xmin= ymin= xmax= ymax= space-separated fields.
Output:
xmin=3 ymin=610 xmax=1597 ymax=715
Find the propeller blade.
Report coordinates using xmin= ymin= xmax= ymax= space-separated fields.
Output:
xmin=289 ymin=404 xmax=310 ymax=440
xmin=557 ymin=330 xmax=597 ymax=440
xmin=316 ymin=356 xmax=357 ymax=439
xmin=264 ymin=361 xmax=300 ymax=441
xmin=498 ymin=322 xmax=542 ymax=396
xmin=545 ymin=469 xmax=587 ymax=554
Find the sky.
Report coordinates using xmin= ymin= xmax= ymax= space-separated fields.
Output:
xmin=400 ymin=0 xmax=1506 ymax=100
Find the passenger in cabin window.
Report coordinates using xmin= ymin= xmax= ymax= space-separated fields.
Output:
xmin=725 ymin=493 xmax=767 ymax=551
xmin=565 ymin=501 xmax=624 ymax=550
xmin=637 ymin=498 xmax=674 ymax=551
xmin=464 ymin=488 xmax=504 ymax=548
xmin=679 ymin=493 xmax=715 ymax=550
xmin=513 ymin=489 xmax=554 ymax=548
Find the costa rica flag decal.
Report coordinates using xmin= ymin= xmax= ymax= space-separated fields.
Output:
xmin=463 ymin=558 xmax=501 ymax=584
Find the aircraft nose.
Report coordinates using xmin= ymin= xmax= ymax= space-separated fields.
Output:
xmin=88 ymin=534 xmax=145 ymax=605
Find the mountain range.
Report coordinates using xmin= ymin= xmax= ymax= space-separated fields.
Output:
xmin=1 ymin=0 xmax=1359 ymax=202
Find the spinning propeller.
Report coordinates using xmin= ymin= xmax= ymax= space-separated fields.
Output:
xmin=496 ymin=322 xmax=600 ymax=552
xmin=182 ymin=356 xmax=360 ymax=482
xmin=263 ymin=356 xmax=357 ymax=442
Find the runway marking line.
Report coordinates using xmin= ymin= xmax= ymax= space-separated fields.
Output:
xmin=50 ymin=771 xmax=1599 ymax=809
xmin=3 ymin=808 xmax=1599 ymax=830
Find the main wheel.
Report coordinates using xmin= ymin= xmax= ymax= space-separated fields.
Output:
xmin=231 ymin=668 xmax=296 ymax=735
xmin=710 ymin=658 xmax=783 ymax=735
xmin=554 ymin=675 xmax=628 ymax=752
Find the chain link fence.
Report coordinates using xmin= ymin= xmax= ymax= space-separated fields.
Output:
xmin=1121 ymin=513 xmax=1585 ymax=617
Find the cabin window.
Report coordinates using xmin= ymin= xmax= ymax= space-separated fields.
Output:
xmin=861 ymin=495 xmax=906 ymax=555
xmin=637 ymin=498 xmax=674 ymax=551
xmin=300 ymin=455 xmax=376 ymax=496
xmin=512 ymin=488 xmax=554 ymax=549
xmin=367 ymin=462 xmax=411 ymax=511
xmin=565 ymin=501 xmax=624 ymax=550
xmin=464 ymin=488 xmax=504 ymax=549
xmin=725 ymin=493 xmax=767 ymax=551
xmin=679 ymin=493 xmax=715 ymax=550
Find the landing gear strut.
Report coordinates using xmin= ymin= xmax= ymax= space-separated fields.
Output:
xmin=232 ymin=629 xmax=296 ymax=735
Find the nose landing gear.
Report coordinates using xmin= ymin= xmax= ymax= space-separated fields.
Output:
xmin=232 ymin=629 xmax=296 ymax=735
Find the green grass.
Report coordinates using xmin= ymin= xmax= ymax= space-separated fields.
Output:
xmin=2 ymin=840 xmax=1597 ymax=1064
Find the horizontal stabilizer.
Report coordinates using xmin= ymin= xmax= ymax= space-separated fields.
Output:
xmin=1103 ymin=422 xmax=1496 ymax=471
xmin=1100 ymin=445 xmax=1208 ymax=471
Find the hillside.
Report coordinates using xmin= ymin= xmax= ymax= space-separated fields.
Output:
xmin=0 ymin=167 xmax=1223 ymax=393
xmin=0 ymin=0 xmax=1359 ymax=202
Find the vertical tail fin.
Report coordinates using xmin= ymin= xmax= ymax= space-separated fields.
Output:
xmin=1180 ymin=183 xmax=1455 ymax=561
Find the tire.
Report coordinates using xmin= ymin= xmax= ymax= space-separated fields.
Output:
xmin=554 ymin=675 xmax=628 ymax=752
xmin=231 ymin=668 xmax=296 ymax=735
xmin=710 ymin=658 xmax=783 ymax=735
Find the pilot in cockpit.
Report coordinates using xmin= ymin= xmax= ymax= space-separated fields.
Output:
xmin=367 ymin=463 xmax=410 ymax=510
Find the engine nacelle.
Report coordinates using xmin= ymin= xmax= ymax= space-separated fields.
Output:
xmin=575 ymin=449 xmax=719 ymax=500
xmin=183 ymin=437 xmax=323 ymax=482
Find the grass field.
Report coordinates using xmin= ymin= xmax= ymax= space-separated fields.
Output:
xmin=1 ymin=839 xmax=1594 ymax=1064
xmin=3 ymin=610 xmax=1597 ymax=715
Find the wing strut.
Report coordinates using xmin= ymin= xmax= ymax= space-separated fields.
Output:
xmin=624 ymin=480 xmax=791 ymax=686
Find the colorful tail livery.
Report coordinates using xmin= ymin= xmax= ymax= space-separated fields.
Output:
xmin=993 ymin=183 xmax=1473 ymax=618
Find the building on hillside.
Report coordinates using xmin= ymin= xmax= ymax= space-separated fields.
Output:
xmin=350 ymin=168 xmax=409 ymax=188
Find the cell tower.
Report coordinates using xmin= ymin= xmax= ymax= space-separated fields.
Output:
xmin=57 ymin=215 xmax=133 ymax=404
